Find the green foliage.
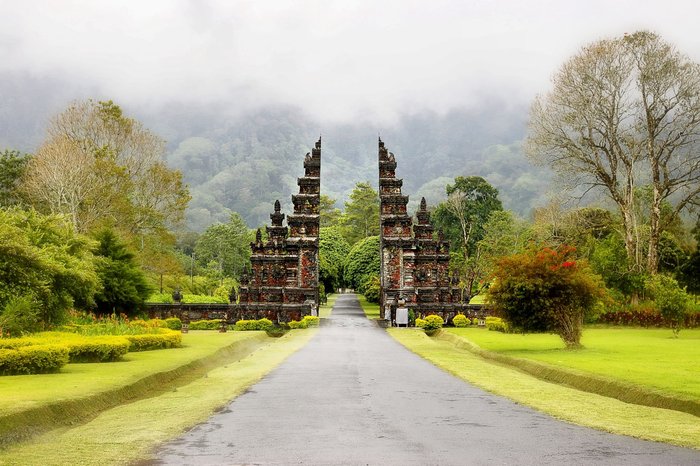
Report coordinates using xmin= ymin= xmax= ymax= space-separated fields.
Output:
xmin=0 ymin=345 xmax=69 ymax=375
xmin=234 ymin=318 xmax=273 ymax=331
xmin=289 ymin=315 xmax=321 ymax=329
xmin=64 ymin=336 xmax=131 ymax=362
xmin=646 ymin=275 xmax=689 ymax=336
xmin=319 ymin=195 xmax=342 ymax=227
xmin=0 ymin=208 xmax=100 ymax=326
xmin=194 ymin=212 xmax=251 ymax=279
xmin=678 ymin=249 xmax=700 ymax=295
xmin=415 ymin=318 xmax=426 ymax=328
xmin=423 ymin=314 xmax=444 ymax=332
xmin=488 ymin=246 xmax=605 ymax=348
xmin=92 ymin=229 xmax=151 ymax=316
xmin=146 ymin=293 xmax=174 ymax=304
xmin=432 ymin=176 xmax=503 ymax=257
xmin=485 ymin=316 xmax=509 ymax=332
xmin=319 ymin=226 xmax=351 ymax=292
xmin=590 ymin=233 xmax=646 ymax=297
xmin=124 ymin=331 xmax=182 ymax=351
xmin=344 ymin=236 xmax=380 ymax=290
xmin=452 ymin=314 xmax=469 ymax=327
xmin=340 ymin=182 xmax=379 ymax=245
xmin=0 ymin=296 xmax=41 ymax=336
xmin=188 ymin=319 xmax=223 ymax=330
xmin=163 ymin=317 xmax=182 ymax=330
xmin=181 ymin=294 xmax=229 ymax=304
xmin=359 ymin=275 xmax=380 ymax=303
xmin=0 ymin=149 xmax=30 ymax=207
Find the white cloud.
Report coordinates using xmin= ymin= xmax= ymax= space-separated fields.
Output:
xmin=2 ymin=0 xmax=700 ymax=122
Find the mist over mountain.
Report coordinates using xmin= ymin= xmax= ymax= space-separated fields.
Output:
xmin=0 ymin=73 xmax=550 ymax=231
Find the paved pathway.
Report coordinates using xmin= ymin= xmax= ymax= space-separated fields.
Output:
xmin=148 ymin=294 xmax=700 ymax=465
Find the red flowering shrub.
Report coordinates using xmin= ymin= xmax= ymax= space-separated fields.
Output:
xmin=487 ymin=245 xmax=605 ymax=348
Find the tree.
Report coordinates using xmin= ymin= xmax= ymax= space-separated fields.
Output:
xmin=92 ymin=229 xmax=151 ymax=316
xmin=432 ymin=176 xmax=502 ymax=295
xmin=488 ymin=246 xmax=605 ymax=348
xmin=526 ymin=31 xmax=700 ymax=274
xmin=343 ymin=236 xmax=380 ymax=291
xmin=0 ymin=208 xmax=100 ymax=326
xmin=0 ymin=149 xmax=31 ymax=207
xmin=23 ymin=99 xmax=190 ymax=237
xmin=320 ymin=194 xmax=342 ymax=227
xmin=194 ymin=213 xmax=251 ymax=279
xmin=340 ymin=182 xmax=379 ymax=245
xmin=319 ymin=226 xmax=351 ymax=292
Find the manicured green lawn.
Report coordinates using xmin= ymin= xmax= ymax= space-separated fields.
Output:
xmin=390 ymin=329 xmax=700 ymax=449
xmin=0 ymin=331 xmax=265 ymax=418
xmin=0 ymin=329 xmax=318 ymax=465
xmin=446 ymin=327 xmax=700 ymax=401
xmin=357 ymin=295 xmax=380 ymax=319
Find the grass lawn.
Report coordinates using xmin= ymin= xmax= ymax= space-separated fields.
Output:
xmin=0 ymin=331 xmax=265 ymax=418
xmin=319 ymin=293 xmax=338 ymax=318
xmin=389 ymin=328 xmax=700 ymax=449
xmin=446 ymin=327 xmax=700 ymax=401
xmin=357 ymin=295 xmax=380 ymax=319
xmin=0 ymin=329 xmax=318 ymax=465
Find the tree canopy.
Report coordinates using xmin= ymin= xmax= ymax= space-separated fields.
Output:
xmin=340 ymin=182 xmax=379 ymax=245
xmin=526 ymin=31 xmax=700 ymax=274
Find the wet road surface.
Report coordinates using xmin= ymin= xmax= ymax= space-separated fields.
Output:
xmin=147 ymin=294 xmax=700 ymax=465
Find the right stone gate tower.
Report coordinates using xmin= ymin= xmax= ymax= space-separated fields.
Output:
xmin=378 ymin=138 xmax=464 ymax=323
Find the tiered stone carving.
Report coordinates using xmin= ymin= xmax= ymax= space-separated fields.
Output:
xmin=378 ymin=138 xmax=463 ymax=323
xmin=235 ymin=138 xmax=321 ymax=322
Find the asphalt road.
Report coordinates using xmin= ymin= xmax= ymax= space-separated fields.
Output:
xmin=147 ymin=294 xmax=700 ymax=465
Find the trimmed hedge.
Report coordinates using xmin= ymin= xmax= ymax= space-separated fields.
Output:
xmin=287 ymin=315 xmax=320 ymax=329
xmin=598 ymin=310 xmax=700 ymax=328
xmin=0 ymin=345 xmax=69 ymax=375
xmin=234 ymin=319 xmax=274 ymax=331
xmin=452 ymin=314 xmax=469 ymax=328
xmin=125 ymin=331 xmax=182 ymax=351
xmin=163 ymin=317 xmax=182 ymax=330
xmin=486 ymin=316 xmax=509 ymax=333
xmin=188 ymin=319 xmax=222 ymax=330
xmin=65 ymin=336 xmax=131 ymax=362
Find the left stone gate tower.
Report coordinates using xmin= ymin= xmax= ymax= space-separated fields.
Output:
xmin=236 ymin=138 xmax=321 ymax=322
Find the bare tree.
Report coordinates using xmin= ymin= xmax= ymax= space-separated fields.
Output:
xmin=24 ymin=99 xmax=189 ymax=239
xmin=526 ymin=31 xmax=700 ymax=274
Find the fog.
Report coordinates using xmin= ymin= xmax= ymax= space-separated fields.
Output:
xmin=3 ymin=0 xmax=700 ymax=124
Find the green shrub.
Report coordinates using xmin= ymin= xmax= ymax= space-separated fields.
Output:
xmin=234 ymin=318 xmax=274 ymax=331
xmin=423 ymin=314 xmax=444 ymax=332
xmin=646 ymin=274 xmax=689 ymax=336
xmin=125 ymin=331 xmax=182 ymax=351
xmin=188 ymin=319 xmax=223 ymax=330
xmin=0 ymin=344 xmax=69 ymax=375
xmin=0 ymin=295 xmax=41 ymax=337
xmin=452 ymin=314 xmax=469 ymax=328
xmin=64 ymin=336 xmax=130 ymax=362
xmin=145 ymin=292 xmax=174 ymax=304
xmin=302 ymin=315 xmax=320 ymax=327
xmin=288 ymin=320 xmax=305 ymax=329
xmin=181 ymin=294 xmax=228 ymax=304
xmin=360 ymin=275 xmax=381 ymax=303
xmin=486 ymin=316 xmax=509 ymax=333
xmin=163 ymin=317 xmax=182 ymax=330
xmin=415 ymin=318 xmax=426 ymax=328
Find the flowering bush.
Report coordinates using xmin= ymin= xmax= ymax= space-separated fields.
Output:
xmin=487 ymin=245 xmax=605 ymax=348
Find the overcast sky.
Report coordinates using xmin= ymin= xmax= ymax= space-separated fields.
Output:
xmin=2 ymin=0 xmax=700 ymax=123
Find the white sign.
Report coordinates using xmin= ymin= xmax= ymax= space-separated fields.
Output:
xmin=396 ymin=307 xmax=409 ymax=326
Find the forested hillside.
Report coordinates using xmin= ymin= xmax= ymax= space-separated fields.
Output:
xmin=0 ymin=71 xmax=550 ymax=231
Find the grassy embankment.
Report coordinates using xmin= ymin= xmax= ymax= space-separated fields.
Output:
xmin=358 ymin=295 xmax=380 ymax=319
xmin=389 ymin=328 xmax=700 ymax=448
xmin=0 ymin=329 xmax=317 ymax=465
xmin=354 ymin=296 xmax=700 ymax=448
